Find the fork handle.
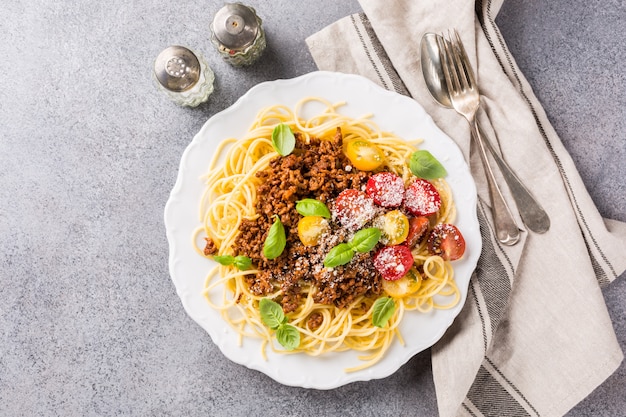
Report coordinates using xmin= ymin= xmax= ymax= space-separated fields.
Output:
xmin=470 ymin=119 xmax=521 ymax=245
xmin=476 ymin=120 xmax=550 ymax=234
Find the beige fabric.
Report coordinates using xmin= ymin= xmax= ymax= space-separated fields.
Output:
xmin=306 ymin=1 xmax=626 ymax=416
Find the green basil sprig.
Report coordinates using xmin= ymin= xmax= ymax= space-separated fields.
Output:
xmin=271 ymin=123 xmax=296 ymax=156
xmin=259 ymin=298 xmax=286 ymax=329
xmin=372 ymin=297 xmax=396 ymax=328
xmin=323 ymin=243 xmax=354 ymax=268
xmin=276 ymin=326 xmax=300 ymax=350
xmin=409 ymin=150 xmax=447 ymax=179
xmin=349 ymin=228 xmax=381 ymax=253
xmin=296 ymin=199 xmax=331 ymax=218
xmin=213 ymin=255 xmax=252 ymax=271
xmin=259 ymin=298 xmax=301 ymax=350
xmin=323 ymin=227 xmax=381 ymax=268
xmin=263 ymin=215 xmax=286 ymax=260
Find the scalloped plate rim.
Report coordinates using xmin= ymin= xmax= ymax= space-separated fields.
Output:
xmin=164 ymin=70 xmax=481 ymax=389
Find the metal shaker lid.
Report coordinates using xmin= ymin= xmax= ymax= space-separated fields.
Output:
xmin=211 ymin=3 xmax=260 ymax=50
xmin=154 ymin=46 xmax=201 ymax=92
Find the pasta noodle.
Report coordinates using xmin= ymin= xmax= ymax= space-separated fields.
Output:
xmin=194 ymin=97 xmax=461 ymax=372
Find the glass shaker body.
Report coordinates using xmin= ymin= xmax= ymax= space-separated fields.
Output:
xmin=154 ymin=46 xmax=215 ymax=107
xmin=210 ymin=3 xmax=266 ymax=66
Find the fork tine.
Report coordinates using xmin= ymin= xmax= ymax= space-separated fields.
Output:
xmin=447 ymin=32 xmax=471 ymax=92
xmin=437 ymin=35 xmax=459 ymax=94
xmin=453 ymin=30 xmax=477 ymax=89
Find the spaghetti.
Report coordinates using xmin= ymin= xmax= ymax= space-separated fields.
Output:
xmin=195 ymin=97 xmax=462 ymax=372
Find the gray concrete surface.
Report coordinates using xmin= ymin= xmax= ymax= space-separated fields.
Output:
xmin=1 ymin=0 xmax=623 ymax=416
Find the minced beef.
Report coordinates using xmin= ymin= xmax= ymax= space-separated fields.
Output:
xmin=229 ymin=128 xmax=383 ymax=313
xmin=307 ymin=312 xmax=324 ymax=330
xmin=203 ymin=238 xmax=218 ymax=256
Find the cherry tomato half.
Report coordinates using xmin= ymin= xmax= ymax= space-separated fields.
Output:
xmin=333 ymin=189 xmax=377 ymax=231
xmin=297 ymin=216 xmax=330 ymax=246
xmin=344 ymin=139 xmax=385 ymax=171
xmin=427 ymin=223 xmax=466 ymax=261
xmin=375 ymin=209 xmax=409 ymax=245
xmin=403 ymin=179 xmax=442 ymax=217
xmin=373 ymin=245 xmax=414 ymax=281
xmin=403 ymin=216 xmax=430 ymax=248
xmin=366 ymin=172 xmax=405 ymax=207
xmin=382 ymin=267 xmax=422 ymax=297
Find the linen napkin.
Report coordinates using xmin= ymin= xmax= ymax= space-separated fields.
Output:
xmin=306 ymin=1 xmax=626 ymax=416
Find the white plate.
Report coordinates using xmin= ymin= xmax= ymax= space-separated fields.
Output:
xmin=164 ymin=71 xmax=481 ymax=389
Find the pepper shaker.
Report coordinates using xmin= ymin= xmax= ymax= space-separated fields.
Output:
xmin=153 ymin=46 xmax=215 ymax=107
xmin=210 ymin=3 xmax=266 ymax=66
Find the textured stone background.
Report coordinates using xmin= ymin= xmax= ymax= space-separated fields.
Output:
xmin=1 ymin=1 xmax=623 ymax=415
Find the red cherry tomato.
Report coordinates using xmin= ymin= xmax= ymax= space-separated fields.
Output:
xmin=403 ymin=216 xmax=430 ymax=248
xmin=403 ymin=179 xmax=441 ymax=216
xmin=373 ymin=245 xmax=414 ymax=281
xmin=333 ymin=189 xmax=377 ymax=231
xmin=427 ymin=224 xmax=466 ymax=261
xmin=366 ymin=172 xmax=405 ymax=208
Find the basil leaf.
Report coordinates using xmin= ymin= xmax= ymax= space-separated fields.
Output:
xmin=349 ymin=228 xmax=381 ymax=253
xmin=271 ymin=123 xmax=296 ymax=156
xmin=233 ymin=256 xmax=252 ymax=271
xmin=213 ymin=255 xmax=235 ymax=266
xmin=276 ymin=324 xmax=300 ymax=350
xmin=259 ymin=298 xmax=286 ymax=330
xmin=409 ymin=150 xmax=447 ymax=179
xmin=213 ymin=255 xmax=252 ymax=271
xmin=263 ymin=215 xmax=286 ymax=260
xmin=323 ymin=243 xmax=355 ymax=268
xmin=295 ymin=199 xmax=331 ymax=218
xmin=372 ymin=297 xmax=396 ymax=328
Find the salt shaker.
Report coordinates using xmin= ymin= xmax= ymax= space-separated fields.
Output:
xmin=153 ymin=46 xmax=215 ymax=107
xmin=210 ymin=3 xmax=266 ymax=66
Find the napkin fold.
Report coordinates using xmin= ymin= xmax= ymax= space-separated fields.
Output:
xmin=306 ymin=1 xmax=626 ymax=416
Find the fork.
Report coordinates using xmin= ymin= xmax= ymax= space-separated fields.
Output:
xmin=438 ymin=31 xmax=521 ymax=245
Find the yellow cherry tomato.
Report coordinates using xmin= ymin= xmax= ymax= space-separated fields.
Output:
xmin=382 ymin=268 xmax=422 ymax=297
xmin=344 ymin=139 xmax=385 ymax=171
xmin=375 ymin=209 xmax=409 ymax=245
xmin=297 ymin=216 xmax=329 ymax=246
